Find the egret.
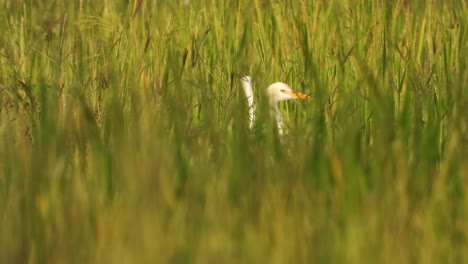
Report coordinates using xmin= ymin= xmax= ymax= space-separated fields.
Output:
xmin=241 ymin=76 xmax=311 ymax=136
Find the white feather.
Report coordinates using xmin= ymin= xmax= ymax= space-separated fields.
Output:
xmin=241 ymin=76 xmax=256 ymax=130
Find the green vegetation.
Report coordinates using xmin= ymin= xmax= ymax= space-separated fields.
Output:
xmin=0 ymin=0 xmax=466 ymax=262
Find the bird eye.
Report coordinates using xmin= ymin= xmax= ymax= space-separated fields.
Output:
xmin=280 ymin=89 xmax=286 ymax=93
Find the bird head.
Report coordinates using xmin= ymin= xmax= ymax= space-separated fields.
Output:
xmin=241 ymin=76 xmax=253 ymax=85
xmin=266 ymin=82 xmax=311 ymax=104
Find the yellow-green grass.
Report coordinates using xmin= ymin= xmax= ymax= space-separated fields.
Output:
xmin=0 ymin=0 xmax=466 ymax=263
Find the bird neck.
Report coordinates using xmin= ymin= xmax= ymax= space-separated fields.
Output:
xmin=241 ymin=79 xmax=256 ymax=130
xmin=270 ymin=103 xmax=285 ymax=136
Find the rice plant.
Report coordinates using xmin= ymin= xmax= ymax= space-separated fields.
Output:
xmin=0 ymin=0 xmax=466 ymax=263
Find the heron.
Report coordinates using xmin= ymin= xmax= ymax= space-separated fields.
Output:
xmin=241 ymin=76 xmax=311 ymax=136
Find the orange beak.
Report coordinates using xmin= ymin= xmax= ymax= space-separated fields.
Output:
xmin=283 ymin=90 xmax=312 ymax=100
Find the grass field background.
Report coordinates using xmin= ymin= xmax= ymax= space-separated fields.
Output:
xmin=0 ymin=0 xmax=467 ymax=263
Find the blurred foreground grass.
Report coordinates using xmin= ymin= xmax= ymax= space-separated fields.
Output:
xmin=0 ymin=0 xmax=467 ymax=263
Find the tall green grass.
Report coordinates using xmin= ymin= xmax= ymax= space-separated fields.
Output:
xmin=0 ymin=0 xmax=466 ymax=262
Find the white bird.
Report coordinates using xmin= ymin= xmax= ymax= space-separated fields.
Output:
xmin=241 ymin=76 xmax=311 ymax=136
xmin=241 ymin=76 xmax=256 ymax=130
